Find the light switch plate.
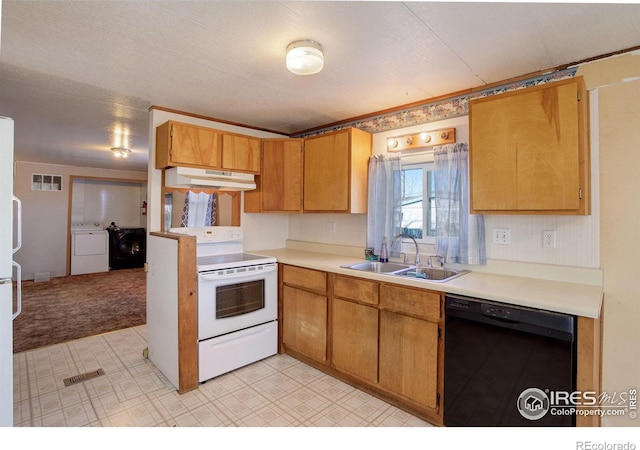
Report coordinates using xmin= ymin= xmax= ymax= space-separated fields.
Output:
xmin=492 ymin=228 xmax=511 ymax=245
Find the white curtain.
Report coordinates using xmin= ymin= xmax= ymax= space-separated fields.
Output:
xmin=181 ymin=191 xmax=217 ymax=227
xmin=434 ymin=143 xmax=486 ymax=265
xmin=366 ymin=155 xmax=403 ymax=258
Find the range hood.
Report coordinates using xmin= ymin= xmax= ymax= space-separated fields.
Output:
xmin=164 ymin=167 xmax=256 ymax=191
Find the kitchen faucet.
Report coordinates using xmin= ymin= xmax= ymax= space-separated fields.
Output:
xmin=391 ymin=233 xmax=421 ymax=266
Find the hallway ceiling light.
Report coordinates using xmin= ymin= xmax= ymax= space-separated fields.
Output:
xmin=286 ymin=40 xmax=324 ymax=75
xmin=111 ymin=147 xmax=131 ymax=158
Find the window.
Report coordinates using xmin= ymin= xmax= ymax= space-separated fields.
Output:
xmin=32 ymin=173 xmax=62 ymax=191
xmin=400 ymin=162 xmax=435 ymax=243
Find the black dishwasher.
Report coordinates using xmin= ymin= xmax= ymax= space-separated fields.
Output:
xmin=444 ymin=294 xmax=576 ymax=427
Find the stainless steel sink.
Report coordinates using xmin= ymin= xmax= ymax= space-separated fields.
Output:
xmin=342 ymin=261 xmax=469 ymax=282
xmin=393 ymin=267 xmax=469 ymax=283
xmin=341 ymin=261 xmax=412 ymax=274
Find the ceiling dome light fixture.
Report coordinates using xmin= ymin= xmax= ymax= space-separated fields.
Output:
xmin=286 ymin=40 xmax=324 ymax=75
xmin=111 ymin=146 xmax=131 ymax=158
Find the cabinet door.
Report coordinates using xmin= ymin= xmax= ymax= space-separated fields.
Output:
xmin=222 ymin=134 xmax=260 ymax=173
xmin=470 ymin=77 xmax=588 ymax=214
xmin=332 ymin=298 xmax=379 ymax=383
xmin=379 ymin=310 xmax=439 ymax=410
xmin=282 ymin=285 xmax=327 ymax=363
xmin=156 ymin=121 xmax=222 ymax=169
xmin=262 ymin=139 xmax=303 ymax=212
xmin=303 ymin=130 xmax=350 ymax=212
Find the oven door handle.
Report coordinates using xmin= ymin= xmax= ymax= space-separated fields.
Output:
xmin=199 ymin=263 xmax=277 ymax=281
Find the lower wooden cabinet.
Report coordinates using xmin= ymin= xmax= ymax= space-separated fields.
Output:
xmin=378 ymin=283 xmax=442 ymax=412
xmin=281 ymin=265 xmax=328 ymax=364
xmin=279 ymin=264 xmax=599 ymax=427
xmin=378 ymin=310 xmax=439 ymax=410
xmin=282 ymin=285 xmax=327 ymax=363
xmin=280 ymin=266 xmax=443 ymax=424
xmin=332 ymin=298 xmax=379 ymax=383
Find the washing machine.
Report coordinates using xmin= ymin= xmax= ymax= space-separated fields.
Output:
xmin=107 ymin=227 xmax=146 ymax=270
xmin=70 ymin=222 xmax=109 ymax=275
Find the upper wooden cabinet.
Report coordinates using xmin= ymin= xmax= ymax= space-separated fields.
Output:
xmin=469 ymin=76 xmax=590 ymax=215
xmin=221 ymin=133 xmax=260 ymax=174
xmin=156 ymin=120 xmax=260 ymax=174
xmin=303 ymin=127 xmax=371 ymax=213
xmin=156 ymin=121 xmax=222 ymax=170
xmin=244 ymin=139 xmax=303 ymax=213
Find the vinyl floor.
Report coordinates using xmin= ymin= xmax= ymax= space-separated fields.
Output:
xmin=13 ymin=325 xmax=431 ymax=427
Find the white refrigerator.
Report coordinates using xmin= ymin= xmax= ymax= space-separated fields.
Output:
xmin=1 ymin=116 xmax=22 ymax=426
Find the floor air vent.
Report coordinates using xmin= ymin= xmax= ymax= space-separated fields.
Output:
xmin=34 ymin=272 xmax=51 ymax=283
xmin=63 ymin=368 xmax=105 ymax=387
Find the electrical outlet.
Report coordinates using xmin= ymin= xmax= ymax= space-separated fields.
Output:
xmin=326 ymin=222 xmax=336 ymax=233
xmin=543 ymin=230 xmax=556 ymax=248
xmin=492 ymin=228 xmax=511 ymax=245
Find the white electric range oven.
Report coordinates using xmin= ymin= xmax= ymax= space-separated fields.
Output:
xmin=169 ymin=226 xmax=278 ymax=382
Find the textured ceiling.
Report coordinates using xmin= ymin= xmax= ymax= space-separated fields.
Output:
xmin=1 ymin=1 xmax=639 ymax=172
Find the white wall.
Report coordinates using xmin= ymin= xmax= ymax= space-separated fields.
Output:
xmin=14 ymin=161 xmax=147 ymax=279
xmin=71 ymin=178 xmax=147 ymax=229
xmin=577 ymin=52 xmax=640 ymax=427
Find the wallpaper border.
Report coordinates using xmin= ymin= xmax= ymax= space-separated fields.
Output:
xmin=296 ymin=68 xmax=577 ymax=137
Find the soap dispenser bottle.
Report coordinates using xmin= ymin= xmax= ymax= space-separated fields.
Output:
xmin=379 ymin=237 xmax=389 ymax=263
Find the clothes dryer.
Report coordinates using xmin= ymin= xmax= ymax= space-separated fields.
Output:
xmin=70 ymin=222 xmax=109 ymax=275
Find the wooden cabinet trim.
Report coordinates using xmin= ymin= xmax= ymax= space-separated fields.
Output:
xmin=576 ymin=312 xmax=603 ymax=427
xmin=176 ymin=235 xmax=198 ymax=393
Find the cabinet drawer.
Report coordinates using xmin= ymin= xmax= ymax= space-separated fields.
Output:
xmin=380 ymin=284 xmax=441 ymax=322
xmin=282 ymin=265 xmax=327 ymax=293
xmin=333 ymin=275 xmax=379 ymax=306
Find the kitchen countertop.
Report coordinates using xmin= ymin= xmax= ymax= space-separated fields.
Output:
xmin=254 ymin=248 xmax=603 ymax=319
